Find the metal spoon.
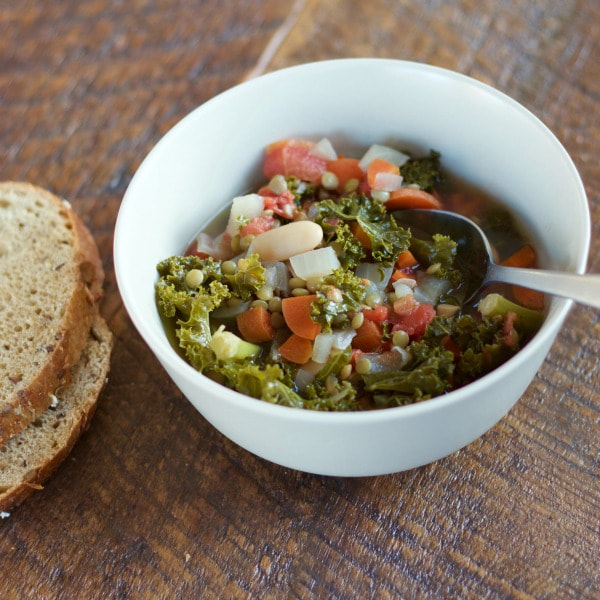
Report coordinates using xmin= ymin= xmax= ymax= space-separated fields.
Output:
xmin=394 ymin=209 xmax=600 ymax=308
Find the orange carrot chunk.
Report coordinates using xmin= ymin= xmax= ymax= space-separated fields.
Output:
xmin=326 ymin=158 xmax=364 ymax=192
xmin=236 ymin=307 xmax=275 ymax=343
xmin=385 ymin=188 xmax=441 ymax=210
xmin=351 ymin=320 xmax=383 ymax=353
xmin=501 ymin=245 xmax=537 ymax=268
xmin=367 ymin=158 xmax=400 ymax=189
xmin=350 ymin=221 xmax=372 ymax=249
xmin=281 ymin=295 xmax=322 ymax=340
xmin=279 ymin=334 xmax=313 ymax=364
xmin=396 ymin=250 xmax=418 ymax=269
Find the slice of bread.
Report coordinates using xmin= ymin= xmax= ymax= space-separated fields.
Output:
xmin=0 ymin=182 xmax=104 ymax=445
xmin=0 ymin=315 xmax=113 ymax=511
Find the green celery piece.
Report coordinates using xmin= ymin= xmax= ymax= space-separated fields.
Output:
xmin=210 ymin=326 xmax=260 ymax=361
xmin=478 ymin=293 xmax=543 ymax=331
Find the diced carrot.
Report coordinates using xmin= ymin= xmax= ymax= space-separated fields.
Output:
xmin=385 ymin=188 xmax=441 ymax=210
xmin=326 ymin=158 xmax=364 ymax=192
xmin=236 ymin=307 xmax=274 ymax=343
xmin=501 ymin=245 xmax=543 ymax=310
xmin=501 ymin=245 xmax=537 ymax=268
xmin=362 ymin=305 xmax=390 ymax=323
xmin=350 ymin=221 xmax=372 ymax=249
xmin=513 ymin=286 xmax=545 ymax=310
xmin=351 ymin=320 xmax=383 ymax=353
xmin=367 ymin=158 xmax=399 ymax=189
xmin=279 ymin=334 xmax=313 ymax=364
xmin=391 ymin=269 xmax=416 ymax=283
xmin=393 ymin=294 xmax=417 ymax=316
xmin=281 ymin=295 xmax=321 ymax=340
xmin=396 ymin=250 xmax=418 ymax=269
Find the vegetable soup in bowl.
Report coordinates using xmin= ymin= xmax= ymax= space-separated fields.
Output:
xmin=115 ymin=59 xmax=590 ymax=476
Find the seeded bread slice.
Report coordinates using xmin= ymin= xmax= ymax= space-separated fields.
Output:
xmin=0 ymin=182 xmax=104 ymax=445
xmin=0 ymin=316 xmax=112 ymax=511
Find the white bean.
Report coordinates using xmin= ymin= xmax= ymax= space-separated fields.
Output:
xmin=249 ymin=221 xmax=323 ymax=262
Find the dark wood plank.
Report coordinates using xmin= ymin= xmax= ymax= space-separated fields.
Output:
xmin=1 ymin=0 xmax=598 ymax=598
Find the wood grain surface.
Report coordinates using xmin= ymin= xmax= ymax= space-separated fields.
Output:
xmin=1 ymin=1 xmax=598 ymax=598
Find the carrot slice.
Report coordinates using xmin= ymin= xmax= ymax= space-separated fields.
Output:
xmin=385 ymin=188 xmax=441 ymax=210
xmin=350 ymin=221 xmax=372 ymax=249
xmin=236 ymin=307 xmax=274 ymax=343
xmin=396 ymin=250 xmax=418 ymax=269
xmin=513 ymin=286 xmax=545 ymax=310
xmin=501 ymin=245 xmax=543 ymax=310
xmin=279 ymin=334 xmax=313 ymax=364
xmin=351 ymin=320 xmax=383 ymax=353
xmin=281 ymin=295 xmax=321 ymax=340
xmin=327 ymin=158 xmax=364 ymax=192
xmin=367 ymin=158 xmax=399 ymax=189
xmin=501 ymin=245 xmax=537 ymax=268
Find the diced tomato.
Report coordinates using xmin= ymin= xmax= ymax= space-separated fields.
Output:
xmin=350 ymin=349 xmax=363 ymax=366
xmin=359 ymin=178 xmax=371 ymax=195
xmin=263 ymin=139 xmax=328 ymax=184
xmin=502 ymin=311 xmax=519 ymax=348
xmin=352 ymin=320 xmax=383 ymax=353
xmin=362 ymin=305 xmax=389 ymax=323
xmin=441 ymin=335 xmax=461 ymax=358
xmin=259 ymin=186 xmax=298 ymax=220
xmin=391 ymin=304 xmax=436 ymax=339
xmin=240 ymin=215 xmax=275 ymax=237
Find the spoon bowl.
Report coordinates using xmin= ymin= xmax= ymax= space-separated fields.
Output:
xmin=395 ymin=209 xmax=600 ymax=309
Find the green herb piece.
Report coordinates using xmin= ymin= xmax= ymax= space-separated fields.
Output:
xmin=224 ymin=253 xmax=266 ymax=300
xmin=333 ymin=223 xmax=366 ymax=270
xmin=362 ymin=342 xmax=455 ymax=398
xmin=318 ymin=193 xmax=411 ymax=266
xmin=311 ymin=268 xmax=367 ymax=332
xmin=478 ymin=293 xmax=543 ymax=332
xmin=303 ymin=379 xmax=360 ymax=411
xmin=400 ymin=150 xmax=442 ymax=191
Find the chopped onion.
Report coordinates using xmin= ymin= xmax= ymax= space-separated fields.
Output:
xmin=269 ymin=329 xmax=289 ymax=361
xmin=289 ymin=246 xmax=340 ymax=280
xmin=373 ymin=172 xmax=404 ymax=192
xmin=392 ymin=276 xmax=417 ymax=290
xmin=294 ymin=360 xmax=322 ymax=391
xmin=312 ymin=333 xmax=335 ymax=363
xmin=311 ymin=137 xmax=337 ymax=161
xmin=358 ymin=144 xmax=411 ymax=171
xmin=331 ymin=328 xmax=356 ymax=350
xmin=194 ymin=232 xmax=232 ymax=261
xmin=264 ymin=261 xmax=289 ymax=292
xmin=211 ymin=300 xmax=251 ymax=319
xmin=355 ymin=262 xmax=393 ymax=289
xmin=362 ymin=348 xmax=411 ymax=373
xmin=414 ymin=275 xmax=451 ymax=305
xmin=225 ymin=194 xmax=264 ymax=236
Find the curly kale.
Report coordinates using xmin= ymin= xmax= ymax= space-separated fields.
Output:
xmin=318 ymin=193 xmax=411 ymax=266
xmin=310 ymin=268 xmax=367 ymax=332
xmin=400 ymin=150 xmax=442 ymax=191
xmin=223 ymin=253 xmax=266 ymax=300
xmin=333 ymin=223 xmax=366 ymax=270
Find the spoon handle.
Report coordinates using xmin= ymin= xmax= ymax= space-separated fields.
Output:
xmin=487 ymin=264 xmax=600 ymax=309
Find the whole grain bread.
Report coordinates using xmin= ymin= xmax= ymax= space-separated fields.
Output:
xmin=0 ymin=182 xmax=104 ymax=445
xmin=0 ymin=315 xmax=112 ymax=511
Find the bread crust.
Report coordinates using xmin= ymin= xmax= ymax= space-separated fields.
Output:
xmin=0 ymin=316 xmax=113 ymax=512
xmin=0 ymin=182 xmax=105 ymax=445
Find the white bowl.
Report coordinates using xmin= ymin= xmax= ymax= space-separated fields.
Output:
xmin=114 ymin=59 xmax=590 ymax=476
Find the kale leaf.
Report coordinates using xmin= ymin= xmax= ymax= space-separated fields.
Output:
xmin=311 ymin=268 xmax=367 ymax=332
xmin=224 ymin=253 xmax=266 ymax=300
xmin=400 ymin=150 xmax=442 ymax=191
xmin=318 ymin=193 xmax=411 ymax=266
xmin=333 ymin=223 xmax=366 ymax=270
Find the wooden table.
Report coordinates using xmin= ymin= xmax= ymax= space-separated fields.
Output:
xmin=1 ymin=1 xmax=598 ymax=597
